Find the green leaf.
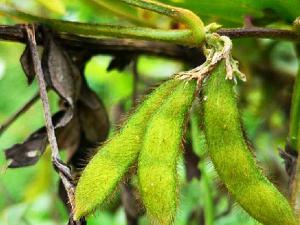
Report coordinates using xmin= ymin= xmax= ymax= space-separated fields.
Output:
xmin=159 ymin=0 xmax=300 ymax=26
xmin=36 ymin=0 xmax=66 ymax=15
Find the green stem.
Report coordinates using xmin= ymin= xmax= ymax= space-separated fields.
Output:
xmin=289 ymin=54 xmax=300 ymax=151
xmin=200 ymin=164 xmax=215 ymax=225
xmin=119 ymin=0 xmax=205 ymax=45
xmin=84 ymin=0 xmax=156 ymax=27
xmin=0 ymin=8 xmax=195 ymax=45
xmin=291 ymin=47 xmax=300 ymax=221
xmin=190 ymin=114 xmax=215 ymax=225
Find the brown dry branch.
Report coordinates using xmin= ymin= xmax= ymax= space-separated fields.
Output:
xmin=1 ymin=24 xmax=299 ymax=64
xmin=0 ymin=24 xmax=202 ymax=63
xmin=23 ymin=25 xmax=83 ymax=225
xmin=0 ymin=91 xmax=39 ymax=136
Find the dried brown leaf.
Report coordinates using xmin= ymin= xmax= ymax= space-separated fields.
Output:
xmin=78 ymin=82 xmax=109 ymax=144
xmin=20 ymin=44 xmax=35 ymax=84
xmin=42 ymin=35 xmax=82 ymax=105
xmin=107 ymin=53 xmax=136 ymax=72
xmin=4 ymin=111 xmax=76 ymax=168
xmin=5 ymin=127 xmax=47 ymax=168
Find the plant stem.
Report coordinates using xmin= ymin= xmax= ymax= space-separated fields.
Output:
xmin=0 ymin=8 xmax=196 ymax=45
xmin=289 ymin=59 xmax=300 ymax=151
xmin=221 ymin=27 xmax=299 ymax=41
xmin=0 ymin=92 xmax=39 ymax=136
xmin=190 ymin=114 xmax=215 ymax=225
xmin=120 ymin=0 xmax=205 ymax=45
xmin=24 ymin=24 xmax=81 ymax=224
xmin=84 ymin=0 xmax=156 ymax=27
xmin=290 ymin=46 xmax=300 ymax=221
xmin=201 ymin=166 xmax=214 ymax=225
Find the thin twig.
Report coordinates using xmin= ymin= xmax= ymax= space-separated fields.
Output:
xmin=121 ymin=183 xmax=141 ymax=225
xmin=21 ymin=215 xmax=32 ymax=225
xmin=23 ymin=24 xmax=81 ymax=224
xmin=132 ymin=58 xmax=139 ymax=107
xmin=289 ymin=45 xmax=300 ymax=222
xmin=0 ymin=92 xmax=39 ymax=136
xmin=0 ymin=180 xmax=16 ymax=204
xmin=218 ymin=27 xmax=299 ymax=41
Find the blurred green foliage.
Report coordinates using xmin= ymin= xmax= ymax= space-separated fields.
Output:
xmin=0 ymin=0 xmax=299 ymax=225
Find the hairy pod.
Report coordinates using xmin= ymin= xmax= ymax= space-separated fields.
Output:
xmin=74 ymin=78 xmax=181 ymax=220
xmin=138 ymin=80 xmax=197 ymax=225
xmin=203 ymin=61 xmax=297 ymax=225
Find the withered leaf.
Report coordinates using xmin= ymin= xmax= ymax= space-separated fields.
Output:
xmin=42 ymin=34 xmax=82 ymax=105
xmin=55 ymin=105 xmax=74 ymax=129
xmin=184 ymin=140 xmax=201 ymax=181
xmin=78 ymin=80 xmax=109 ymax=144
xmin=107 ymin=53 xmax=136 ymax=72
xmin=65 ymin=83 xmax=110 ymax=171
xmin=79 ymin=79 xmax=103 ymax=110
xmin=5 ymin=111 xmax=71 ymax=168
xmin=121 ymin=183 xmax=144 ymax=222
xmin=5 ymin=127 xmax=47 ymax=168
xmin=56 ymin=112 xmax=80 ymax=154
xmin=78 ymin=102 xmax=109 ymax=144
xmin=42 ymin=33 xmax=82 ymax=125
xmin=20 ymin=44 xmax=35 ymax=84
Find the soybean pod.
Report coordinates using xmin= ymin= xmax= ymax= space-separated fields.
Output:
xmin=138 ymin=80 xmax=197 ymax=225
xmin=74 ymin=78 xmax=181 ymax=220
xmin=203 ymin=61 xmax=296 ymax=225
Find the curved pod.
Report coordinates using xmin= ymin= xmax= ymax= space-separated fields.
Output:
xmin=138 ymin=80 xmax=197 ymax=224
xmin=203 ymin=61 xmax=296 ymax=225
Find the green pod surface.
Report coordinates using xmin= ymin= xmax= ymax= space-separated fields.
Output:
xmin=74 ymin=78 xmax=181 ymax=220
xmin=203 ymin=61 xmax=296 ymax=225
xmin=138 ymin=80 xmax=197 ymax=225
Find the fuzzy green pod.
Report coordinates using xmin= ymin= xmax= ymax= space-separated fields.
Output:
xmin=138 ymin=80 xmax=197 ymax=224
xmin=203 ymin=61 xmax=297 ymax=225
xmin=74 ymin=78 xmax=181 ymax=220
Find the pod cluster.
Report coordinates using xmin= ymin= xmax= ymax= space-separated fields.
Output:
xmin=74 ymin=78 xmax=197 ymax=224
xmin=74 ymin=61 xmax=296 ymax=225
